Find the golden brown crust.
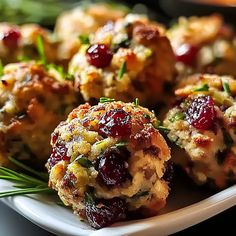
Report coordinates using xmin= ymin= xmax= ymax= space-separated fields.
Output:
xmin=0 ymin=62 xmax=77 ymax=167
xmin=69 ymin=14 xmax=175 ymax=107
xmin=47 ymin=101 xmax=171 ymax=219
xmin=164 ymin=73 xmax=236 ymax=189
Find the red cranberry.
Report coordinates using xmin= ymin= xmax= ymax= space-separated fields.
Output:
xmin=1 ymin=28 xmax=21 ymax=49
xmin=175 ymin=44 xmax=199 ymax=66
xmin=98 ymin=108 xmax=131 ymax=137
xmin=51 ymin=132 xmax=59 ymax=144
xmin=185 ymin=95 xmax=216 ymax=130
xmin=86 ymin=44 xmax=113 ymax=68
xmin=62 ymin=172 xmax=77 ymax=188
xmin=85 ymin=197 xmax=127 ymax=229
xmin=96 ymin=148 xmax=129 ymax=187
xmin=48 ymin=143 xmax=69 ymax=168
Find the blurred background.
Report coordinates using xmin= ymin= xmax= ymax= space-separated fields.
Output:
xmin=1 ymin=0 xmax=236 ymax=28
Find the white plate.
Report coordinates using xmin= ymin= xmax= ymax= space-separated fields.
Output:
xmin=1 ymin=174 xmax=236 ymax=236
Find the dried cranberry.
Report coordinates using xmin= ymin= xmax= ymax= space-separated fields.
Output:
xmin=1 ymin=28 xmax=21 ymax=49
xmin=98 ymin=108 xmax=131 ymax=137
xmin=62 ymin=172 xmax=77 ymax=188
xmin=48 ymin=143 xmax=69 ymax=168
xmin=175 ymin=44 xmax=199 ymax=66
xmin=96 ymin=148 xmax=129 ymax=187
xmin=51 ymin=132 xmax=58 ymax=144
xmin=86 ymin=44 xmax=113 ymax=68
xmin=185 ymin=95 xmax=216 ymax=130
xmin=85 ymin=197 xmax=127 ymax=229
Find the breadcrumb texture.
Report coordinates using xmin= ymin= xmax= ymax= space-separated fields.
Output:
xmin=69 ymin=14 xmax=175 ymax=106
xmin=47 ymin=101 xmax=171 ymax=219
xmin=164 ymin=74 xmax=236 ymax=189
xmin=0 ymin=62 xmax=77 ymax=167
xmin=55 ymin=3 xmax=128 ymax=63
xmin=0 ymin=23 xmax=58 ymax=64
xmin=167 ymin=14 xmax=236 ymax=78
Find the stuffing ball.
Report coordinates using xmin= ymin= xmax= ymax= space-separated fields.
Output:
xmin=55 ymin=3 xmax=128 ymax=63
xmin=163 ymin=74 xmax=236 ymax=189
xmin=69 ymin=14 xmax=175 ymax=107
xmin=0 ymin=23 xmax=58 ymax=64
xmin=0 ymin=62 xmax=78 ymax=167
xmin=46 ymin=101 xmax=171 ymax=228
xmin=167 ymin=14 xmax=236 ymax=78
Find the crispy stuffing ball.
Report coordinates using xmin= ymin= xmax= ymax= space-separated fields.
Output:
xmin=0 ymin=23 xmax=58 ymax=64
xmin=69 ymin=14 xmax=175 ymax=107
xmin=167 ymin=15 xmax=236 ymax=78
xmin=0 ymin=62 xmax=78 ymax=167
xmin=55 ymin=3 xmax=128 ymax=63
xmin=46 ymin=101 xmax=171 ymax=228
xmin=163 ymin=74 xmax=236 ymax=189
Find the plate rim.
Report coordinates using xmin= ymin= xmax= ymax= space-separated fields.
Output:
xmin=1 ymin=180 xmax=236 ymax=236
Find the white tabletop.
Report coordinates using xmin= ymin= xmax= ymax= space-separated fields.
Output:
xmin=0 ymin=202 xmax=54 ymax=236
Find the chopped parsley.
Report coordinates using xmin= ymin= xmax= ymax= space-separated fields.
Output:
xmin=169 ymin=111 xmax=185 ymax=122
xmin=223 ymin=82 xmax=231 ymax=95
xmin=118 ymin=61 xmax=127 ymax=80
xmin=0 ymin=59 xmax=3 ymax=76
xmin=85 ymin=192 xmax=95 ymax=205
xmin=36 ymin=35 xmax=46 ymax=65
xmin=133 ymin=98 xmax=139 ymax=107
xmin=78 ymin=34 xmax=90 ymax=45
xmin=99 ymin=97 xmax=115 ymax=103
xmin=143 ymin=114 xmax=151 ymax=120
xmin=76 ymin=156 xmax=93 ymax=168
xmin=193 ymin=83 xmax=209 ymax=92
xmin=157 ymin=126 xmax=170 ymax=133
xmin=47 ymin=64 xmax=74 ymax=81
xmin=115 ymin=141 xmax=128 ymax=148
xmin=112 ymin=38 xmax=131 ymax=52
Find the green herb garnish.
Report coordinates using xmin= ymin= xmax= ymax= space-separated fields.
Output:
xmin=143 ymin=114 xmax=151 ymax=120
xmin=223 ymin=82 xmax=231 ymax=95
xmin=133 ymin=98 xmax=139 ymax=107
xmin=76 ymin=156 xmax=93 ymax=168
xmin=0 ymin=59 xmax=4 ymax=76
xmin=99 ymin=97 xmax=115 ymax=103
xmin=115 ymin=141 xmax=128 ymax=148
xmin=95 ymin=140 xmax=104 ymax=145
xmin=17 ymin=55 xmax=31 ymax=62
xmin=157 ymin=126 xmax=170 ymax=133
xmin=85 ymin=191 xmax=94 ymax=205
xmin=8 ymin=156 xmax=48 ymax=181
xmin=193 ymin=83 xmax=209 ymax=92
xmin=169 ymin=111 xmax=185 ymax=123
xmin=36 ymin=35 xmax=46 ymax=65
xmin=118 ymin=61 xmax=127 ymax=80
xmin=47 ymin=64 xmax=74 ymax=81
xmin=78 ymin=34 xmax=90 ymax=45
xmin=0 ymin=160 xmax=53 ymax=198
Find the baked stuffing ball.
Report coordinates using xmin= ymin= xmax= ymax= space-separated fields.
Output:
xmin=46 ymin=100 xmax=171 ymax=228
xmin=0 ymin=23 xmax=58 ymax=64
xmin=69 ymin=14 xmax=175 ymax=107
xmin=167 ymin=15 xmax=236 ymax=78
xmin=163 ymin=74 xmax=236 ymax=189
xmin=0 ymin=62 xmax=78 ymax=167
xmin=55 ymin=3 xmax=128 ymax=63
